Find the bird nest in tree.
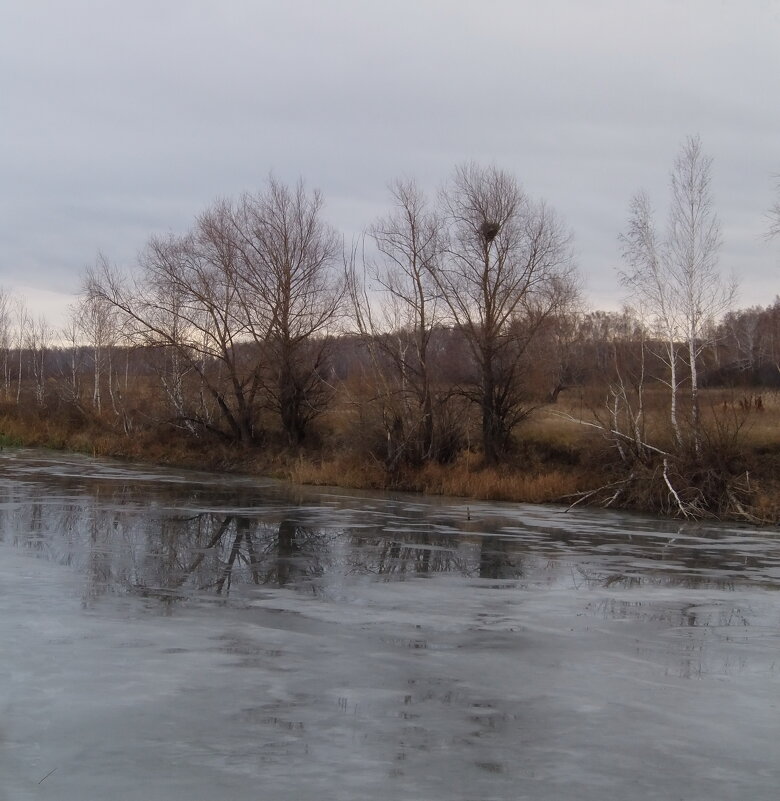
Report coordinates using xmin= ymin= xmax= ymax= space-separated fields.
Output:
xmin=480 ymin=221 xmax=501 ymax=242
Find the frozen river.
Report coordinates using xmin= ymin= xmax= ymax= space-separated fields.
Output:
xmin=0 ymin=449 xmax=778 ymax=800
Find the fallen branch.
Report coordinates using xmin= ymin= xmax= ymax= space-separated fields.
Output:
xmin=563 ymin=476 xmax=634 ymax=512
xmin=662 ymin=457 xmax=692 ymax=519
xmin=551 ymin=411 xmax=669 ymax=457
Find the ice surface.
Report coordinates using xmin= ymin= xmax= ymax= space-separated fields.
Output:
xmin=0 ymin=449 xmax=778 ymax=800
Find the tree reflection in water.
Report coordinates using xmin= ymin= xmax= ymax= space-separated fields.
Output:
xmin=478 ymin=536 xmax=521 ymax=580
xmin=364 ymin=530 xmax=472 ymax=578
xmin=139 ymin=513 xmax=332 ymax=597
xmin=0 ymin=461 xmax=774 ymax=620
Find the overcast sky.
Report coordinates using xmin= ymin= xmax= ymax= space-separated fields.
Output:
xmin=2 ymin=0 xmax=779 ymax=328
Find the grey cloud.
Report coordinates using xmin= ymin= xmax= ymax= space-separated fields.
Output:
xmin=1 ymin=0 xmax=779 ymax=326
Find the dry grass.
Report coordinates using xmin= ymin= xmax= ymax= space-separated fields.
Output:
xmin=413 ymin=455 xmax=586 ymax=503
xmin=0 ymin=408 xmax=234 ymax=471
xmin=733 ymin=397 xmax=780 ymax=450
xmin=285 ymin=452 xmax=387 ymax=489
xmin=2 ymin=387 xmax=779 ymax=521
xmin=285 ymin=448 xmax=589 ymax=505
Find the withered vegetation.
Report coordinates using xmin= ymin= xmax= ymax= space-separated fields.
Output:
xmin=2 ymin=157 xmax=780 ymax=523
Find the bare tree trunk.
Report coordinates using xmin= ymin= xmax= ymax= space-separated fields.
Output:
xmin=688 ymin=325 xmax=701 ymax=457
xmin=107 ymin=346 xmax=119 ymax=417
xmin=667 ymin=338 xmax=682 ymax=449
xmin=93 ymin=345 xmax=102 ymax=413
xmin=15 ymin=303 xmax=27 ymax=405
xmin=481 ymin=357 xmax=500 ymax=465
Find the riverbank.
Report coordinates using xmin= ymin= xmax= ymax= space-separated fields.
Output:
xmin=0 ymin=425 xmax=592 ymax=505
xmin=2 ymin=402 xmax=779 ymax=523
xmin=0 ymin=403 xmax=598 ymax=499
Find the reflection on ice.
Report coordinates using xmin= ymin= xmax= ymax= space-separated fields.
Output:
xmin=0 ymin=449 xmax=779 ymax=800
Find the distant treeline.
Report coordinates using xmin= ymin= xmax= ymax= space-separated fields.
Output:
xmin=2 ymin=302 xmax=780 ymax=426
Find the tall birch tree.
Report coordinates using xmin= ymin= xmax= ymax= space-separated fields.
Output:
xmin=620 ymin=135 xmax=731 ymax=457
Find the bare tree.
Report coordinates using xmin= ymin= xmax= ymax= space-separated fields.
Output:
xmin=90 ymin=180 xmax=343 ymax=447
xmin=26 ymin=314 xmax=50 ymax=407
xmin=669 ymin=135 xmax=730 ymax=452
xmin=75 ymin=292 xmax=122 ymax=415
xmin=60 ymin=305 xmax=86 ymax=407
xmin=432 ymin=163 xmax=574 ymax=464
xmin=13 ymin=298 xmax=28 ymax=405
xmin=233 ymin=178 xmax=343 ymax=446
xmin=620 ymin=190 xmax=684 ymax=447
xmin=348 ymin=179 xmax=444 ymax=466
xmin=621 ymin=135 xmax=732 ymax=456
xmin=562 ymin=136 xmax=745 ymax=518
xmin=87 ymin=205 xmax=263 ymax=445
xmin=0 ymin=288 xmax=12 ymax=401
